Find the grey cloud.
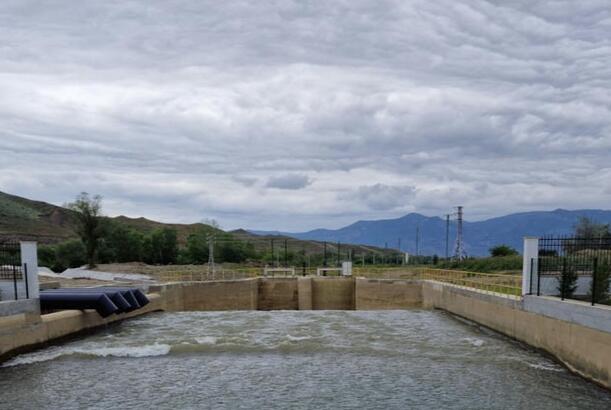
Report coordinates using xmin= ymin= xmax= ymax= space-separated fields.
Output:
xmin=342 ymin=184 xmax=416 ymax=211
xmin=0 ymin=1 xmax=609 ymax=230
xmin=266 ymin=174 xmax=312 ymax=190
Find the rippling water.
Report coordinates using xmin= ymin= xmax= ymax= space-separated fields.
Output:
xmin=1 ymin=310 xmax=610 ymax=409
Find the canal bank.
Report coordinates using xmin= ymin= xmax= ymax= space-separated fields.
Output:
xmin=1 ymin=276 xmax=610 ymax=389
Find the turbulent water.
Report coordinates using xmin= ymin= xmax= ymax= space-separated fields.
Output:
xmin=1 ymin=311 xmax=610 ymax=409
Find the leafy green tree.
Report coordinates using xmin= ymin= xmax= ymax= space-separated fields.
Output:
xmin=591 ymin=258 xmax=610 ymax=303
xmin=107 ymin=224 xmax=144 ymax=262
xmin=186 ymin=231 xmax=209 ymax=264
xmin=67 ymin=192 xmax=103 ymax=268
xmin=145 ymin=228 xmax=178 ymax=264
xmin=557 ymin=258 xmax=578 ymax=299
xmin=489 ymin=245 xmax=518 ymax=257
xmin=55 ymin=240 xmax=86 ymax=272
xmin=38 ymin=245 xmax=57 ymax=269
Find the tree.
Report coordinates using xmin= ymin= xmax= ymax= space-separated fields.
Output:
xmin=186 ymin=231 xmax=210 ymax=264
xmin=67 ymin=192 xmax=103 ymax=268
xmin=591 ymin=258 xmax=610 ymax=303
xmin=55 ymin=240 xmax=87 ymax=272
xmin=557 ymin=258 xmax=578 ymax=299
xmin=489 ymin=245 xmax=518 ymax=257
xmin=574 ymin=217 xmax=610 ymax=238
xmin=107 ymin=223 xmax=144 ymax=263
xmin=145 ymin=228 xmax=178 ymax=265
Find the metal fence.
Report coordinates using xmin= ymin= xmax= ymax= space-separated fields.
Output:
xmin=0 ymin=241 xmax=28 ymax=300
xmin=536 ymin=236 xmax=611 ymax=305
xmin=416 ymin=268 xmax=522 ymax=298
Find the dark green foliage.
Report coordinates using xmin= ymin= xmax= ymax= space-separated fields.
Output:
xmin=186 ymin=231 xmax=210 ymax=264
xmin=435 ymin=255 xmax=522 ymax=272
xmin=215 ymin=234 xmax=256 ymax=263
xmin=591 ymin=258 xmax=610 ymax=303
xmin=557 ymin=258 xmax=578 ymax=298
xmin=67 ymin=192 xmax=103 ymax=268
xmin=145 ymin=228 xmax=178 ymax=265
xmin=107 ymin=223 xmax=144 ymax=263
xmin=489 ymin=245 xmax=518 ymax=257
xmin=37 ymin=245 xmax=57 ymax=269
xmin=54 ymin=240 xmax=86 ymax=272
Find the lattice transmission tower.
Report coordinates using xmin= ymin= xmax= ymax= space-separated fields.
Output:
xmin=453 ymin=206 xmax=466 ymax=260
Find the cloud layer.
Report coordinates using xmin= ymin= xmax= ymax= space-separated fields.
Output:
xmin=0 ymin=1 xmax=610 ymax=230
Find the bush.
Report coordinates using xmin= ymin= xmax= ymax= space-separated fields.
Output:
xmin=54 ymin=240 xmax=86 ymax=272
xmin=591 ymin=258 xmax=611 ymax=303
xmin=436 ymin=255 xmax=522 ymax=272
xmin=557 ymin=258 xmax=578 ymax=298
xmin=489 ymin=245 xmax=518 ymax=257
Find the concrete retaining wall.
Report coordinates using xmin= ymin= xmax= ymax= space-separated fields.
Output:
xmin=422 ymin=281 xmax=611 ymax=389
xmin=258 ymin=278 xmax=298 ymax=310
xmin=311 ymin=277 xmax=354 ymax=310
xmin=355 ymin=278 xmax=421 ymax=309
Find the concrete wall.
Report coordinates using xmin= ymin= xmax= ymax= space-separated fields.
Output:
xmin=311 ymin=277 xmax=354 ymax=310
xmin=258 ymin=278 xmax=298 ymax=310
xmin=355 ymin=278 xmax=421 ymax=309
xmin=422 ymin=281 xmax=611 ymax=390
xmin=0 ymin=293 xmax=163 ymax=360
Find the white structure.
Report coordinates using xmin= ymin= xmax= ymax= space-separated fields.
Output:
xmin=263 ymin=267 xmax=295 ymax=277
xmin=522 ymin=237 xmax=539 ymax=296
xmin=341 ymin=261 xmax=352 ymax=276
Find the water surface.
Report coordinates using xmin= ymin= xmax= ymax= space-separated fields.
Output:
xmin=1 ymin=310 xmax=609 ymax=409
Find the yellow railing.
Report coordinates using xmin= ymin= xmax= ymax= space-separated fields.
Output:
xmin=415 ymin=268 xmax=522 ymax=297
xmin=149 ymin=265 xmax=522 ymax=298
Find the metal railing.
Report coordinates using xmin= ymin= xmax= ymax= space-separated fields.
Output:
xmin=0 ymin=241 xmax=27 ymax=301
xmin=415 ymin=268 xmax=522 ymax=297
xmin=536 ymin=236 xmax=611 ymax=306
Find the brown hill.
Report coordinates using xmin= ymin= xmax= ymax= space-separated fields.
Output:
xmin=0 ymin=191 xmax=394 ymax=257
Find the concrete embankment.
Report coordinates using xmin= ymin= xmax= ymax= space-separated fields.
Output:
xmin=0 ymin=276 xmax=610 ymax=390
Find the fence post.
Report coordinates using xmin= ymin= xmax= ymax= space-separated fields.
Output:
xmin=522 ymin=237 xmax=539 ymax=296
xmin=592 ymin=257 xmax=598 ymax=306
xmin=529 ymin=258 xmax=534 ymax=295
xmin=561 ymin=258 xmax=566 ymax=301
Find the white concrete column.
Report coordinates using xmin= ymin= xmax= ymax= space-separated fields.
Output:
xmin=20 ymin=241 xmax=39 ymax=299
xmin=522 ymin=237 xmax=539 ymax=296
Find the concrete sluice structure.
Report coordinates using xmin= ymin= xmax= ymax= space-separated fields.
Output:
xmin=0 ymin=276 xmax=610 ymax=390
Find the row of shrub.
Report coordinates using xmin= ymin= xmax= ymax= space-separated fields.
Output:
xmin=38 ymin=222 xmax=259 ymax=272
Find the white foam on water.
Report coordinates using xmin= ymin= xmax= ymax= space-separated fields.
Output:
xmin=2 ymin=343 xmax=171 ymax=367
xmin=462 ymin=337 xmax=485 ymax=347
xmin=195 ymin=336 xmax=217 ymax=345
xmin=527 ymin=362 xmax=565 ymax=372
xmin=286 ymin=334 xmax=312 ymax=342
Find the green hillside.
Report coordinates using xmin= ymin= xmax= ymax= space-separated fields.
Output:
xmin=0 ymin=191 xmax=394 ymax=258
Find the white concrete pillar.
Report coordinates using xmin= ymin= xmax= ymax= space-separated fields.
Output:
xmin=522 ymin=237 xmax=539 ymax=296
xmin=20 ymin=241 xmax=39 ymax=299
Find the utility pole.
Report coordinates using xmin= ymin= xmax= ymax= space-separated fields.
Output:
xmin=445 ymin=214 xmax=450 ymax=259
xmin=284 ymin=239 xmax=288 ymax=267
xmin=337 ymin=242 xmax=341 ymax=266
xmin=323 ymin=242 xmax=327 ymax=267
xmin=453 ymin=206 xmax=465 ymax=260
xmin=271 ymin=239 xmax=275 ymax=267
xmin=207 ymin=234 xmax=215 ymax=279
xmin=397 ymin=238 xmax=402 ymax=265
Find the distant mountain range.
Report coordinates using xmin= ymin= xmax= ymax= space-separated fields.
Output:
xmin=252 ymin=209 xmax=611 ymax=256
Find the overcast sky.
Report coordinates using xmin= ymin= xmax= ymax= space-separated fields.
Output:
xmin=1 ymin=1 xmax=610 ymax=231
